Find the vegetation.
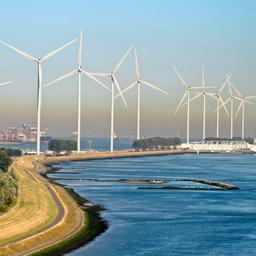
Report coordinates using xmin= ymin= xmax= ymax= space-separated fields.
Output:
xmin=205 ymin=137 xmax=254 ymax=144
xmin=0 ymin=151 xmax=12 ymax=172
xmin=0 ymin=170 xmax=18 ymax=212
xmin=0 ymin=147 xmax=22 ymax=157
xmin=48 ymin=139 xmax=77 ymax=155
xmin=133 ymin=137 xmax=181 ymax=150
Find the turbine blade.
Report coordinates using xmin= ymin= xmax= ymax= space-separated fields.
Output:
xmin=114 ymin=80 xmax=137 ymax=100
xmin=43 ymin=70 xmax=76 ymax=88
xmin=206 ymin=92 xmax=218 ymax=100
xmin=140 ymin=80 xmax=168 ymax=95
xmin=81 ymin=69 xmax=111 ymax=92
xmin=172 ymin=65 xmax=189 ymax=90
xmin=244 ymin=99 xmax=254 ymax=105
xmin=135 ymin=47 xmax=140 ymax=80
xmin=175 ymin=91 xmax=188 ymax=114
xmin=89 ymin=72 xmax=110 ymax=77
xmin=77 ymin=29 xmax=83 ymax=67
xmin=112 ymin=75 xmax=128 ymax=108
xmin=231 ymin=82 xmax=242 ymax=97
xmin=191 ymin=86 xmax=215 ymax=89
xmin=235 ymin=101 xmax=243 ymax=119
xmin=226 ymin=75 xmax=233 ymax=96
xmin=41 ymin=38 xmax=78 ymax=61
xmin=245 ymin=96 xmax=256 ymax=99
xmin=113 ymin=45 xmax=133 ymax=74
xmin=0 ymin=40 xmax=36 ymax=61
xmin=217 ymin=97 xmax=230 ymax=112
xmin=219 ymin=96 xmax=229 ymax=116
xmin=182 ymin=93 xmax=202 ymax=106
xmin=218 ymin=74 xmax=232 ymax=94
xmin=0 ymin=81 xmax=12 ymax=86
xmin=202 ymin=65 xmax=205 ymax=88
xmin=233 ymin=96 xmax=242 ymax=101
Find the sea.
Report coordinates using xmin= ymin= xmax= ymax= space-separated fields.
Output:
xmin=47 ymin=148 xmax=256 ymax=256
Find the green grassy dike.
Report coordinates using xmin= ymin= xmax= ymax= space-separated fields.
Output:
xmin=32 ymin=184 xmax=108 ymax=256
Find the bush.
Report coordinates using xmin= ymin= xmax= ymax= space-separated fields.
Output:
xmin=0 ymin=147 xmax=22 ymax=157
xmin=49 ymin=139 xmax=77 ymax=155
xmin=6 ymin=148 xmax=22 ymax=157
xmin=133 ymin=137 xmax=181 ymax=150
xmin=0 ymin=151 xmax=12 ymax=172
xmin=0 ymin=170 xmax=18 ymax=211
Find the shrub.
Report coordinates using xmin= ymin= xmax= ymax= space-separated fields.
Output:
xmin=0 ymin=151 xmax=12 ymax=172
xmin=0 ymin=171 xmax=18 ymax=211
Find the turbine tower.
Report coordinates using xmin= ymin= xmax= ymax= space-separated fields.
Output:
xmin=115 ymin=48 xmax=168 ymax=140
xmin=232 ymin=83 xmax=256 ymax=140
xmin=44 ymin=30 xmax=110 ymax=153
xmin=91 ymin=46 xmax=133 ymax=151
xmin=0 ymin=38 xmax=78 ymax=155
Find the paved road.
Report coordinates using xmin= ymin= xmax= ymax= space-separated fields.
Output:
xmin=0 ymin=170 xmax=65 ymax=249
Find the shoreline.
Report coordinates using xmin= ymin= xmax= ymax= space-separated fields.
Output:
xmin=34 ymin=162 xmax=108 ymax=256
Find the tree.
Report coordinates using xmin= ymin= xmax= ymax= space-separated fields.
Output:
xmin=0 ymin=151 xmax=12 ymax=172
xmin=132 ymin=137 xmax=181 ymax=150
xmin=48 ymin=139 xmax=77 ymax=155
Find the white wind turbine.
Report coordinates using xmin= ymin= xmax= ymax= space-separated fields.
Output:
xmin=0 ymin=37 xmax=78 ymax=155
xmin=205 ymin=75 xmax=231 ymax=138
xmin=173 ymin=66 xmax=210 ymax=144
xmin=184 ymin=65 xmax=216 ymax=140
xmin=231 ymin=83 xmax=256 ymax=140
xmin=115 ymin=48 xmax=168 ymax=140
xmin=218 ymin=76 xmax=241 ymax=139
xmin=44 ymin=30 xmax=110 ymax=153
xmin=90 ymin=46 xmax=133 ymax=151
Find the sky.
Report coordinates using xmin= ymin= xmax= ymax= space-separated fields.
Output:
xmin=0 ymin=0 xmax=256 ymax=139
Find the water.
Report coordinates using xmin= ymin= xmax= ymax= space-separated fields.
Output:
xmin=48 ymin=153 xmax=256 ymax=256
xmin=0 ymin=137 xmax=132 ymax=152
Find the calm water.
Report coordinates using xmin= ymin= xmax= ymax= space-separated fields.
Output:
xmin=48 ymin=153 xmax=256 ymax=256
xmin=0 ymin=137 xmax=132 ymax=152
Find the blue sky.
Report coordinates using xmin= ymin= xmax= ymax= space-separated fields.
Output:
xmin=0 ymin=0 xmax=256 ymax=138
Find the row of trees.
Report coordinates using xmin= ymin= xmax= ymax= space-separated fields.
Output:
xmin=48 ymin=139 xmax=77 ymax=155
xmin=133 ymin=137 xmax=181 ymax=150
xmin=205 ymin=137 xmax=254 ymax=144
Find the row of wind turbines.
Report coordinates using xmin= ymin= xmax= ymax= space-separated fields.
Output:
xmin=173 ymin=66 xmax=256 ymax=144
xmin=0 ymin=30 xmax=255 ymax=155
xmin=0 ymin=30 xmax=168 ymax=155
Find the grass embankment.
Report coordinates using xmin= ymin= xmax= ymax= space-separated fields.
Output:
xmin=0 ymin=157 xmax=86 ymax=256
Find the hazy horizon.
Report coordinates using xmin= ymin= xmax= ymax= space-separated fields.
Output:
xmin=1 ymin=0 xmax=256 ymax=139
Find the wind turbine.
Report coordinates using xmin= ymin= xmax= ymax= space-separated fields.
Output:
xmin=232 ymin=83 xmax=256 ymax=140
xmin=90 ymin=46 xmax=133 ymax=151
xmin=115 ymin=48 xmax=168 ymax=140
xmin=186 ymin=65 xmax=218 ymax=140
xmin=205 ymin=75 xmax=231 ymax=138
xmin=0 ymin=37 xmax=78 ymax=155
xmin=44 ymin=30 xmax=110 ymax=153
xmin=218 ymin=76 xmax=241 ymax=139
xmin=173 ymin=65 xmax=211 ymax=143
